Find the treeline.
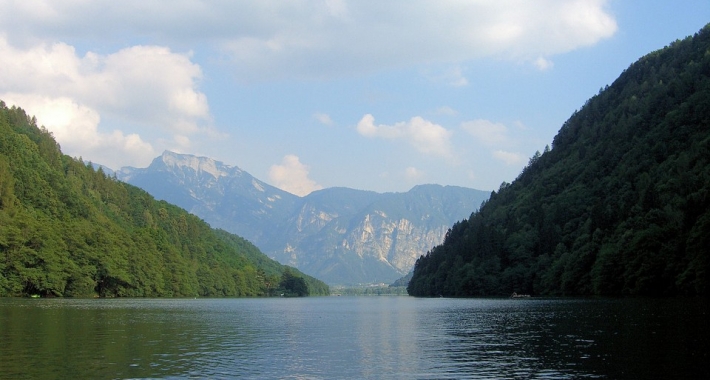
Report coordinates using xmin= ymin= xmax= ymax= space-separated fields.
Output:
xmin=408 ymin=24 xmax=710 ymax=297
xmin=0 ymin=102 xmax=328 ymax=297
xmin=215 ymin=230 xmax=330 ymax=296
xmin=332 ymin=285 xmax=408 ymax=296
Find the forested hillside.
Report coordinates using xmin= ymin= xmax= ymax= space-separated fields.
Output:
xmin=409 ymin=24 xmax=710 ymax=297
xmin=0 ymin=102 xmax=328 ymax=297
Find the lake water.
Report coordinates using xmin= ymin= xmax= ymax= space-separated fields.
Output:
xmin=1 ymin=296 xmax=708 ymax=379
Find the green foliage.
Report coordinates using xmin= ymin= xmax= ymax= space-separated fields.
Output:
xmin=390 ymin=271 xmax=413 ymax=287
xmin=409 ymin=24 xmax=710 ymax=297
xmin=0 ymin=101 xmax=328 ymax=297
xmin=214 ymin=230 xmax=329 ymax=296
xmin=332 ymin=285 xmax=408 ymax=296
xmin=277 ymin=268 xmax=309 ymax=297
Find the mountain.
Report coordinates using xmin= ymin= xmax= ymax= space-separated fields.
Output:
xmin=117 ymin=152 xmax=490 ymax=284
xmin=0 ymin=102 xmax=328 ymax=297
xmin=273 ymin=184 xmax=487 ymax=284
xmin=408 ymin=24 xmax=710 ymax=297
xmin=118 ymin=151 xmax=300 ymax=245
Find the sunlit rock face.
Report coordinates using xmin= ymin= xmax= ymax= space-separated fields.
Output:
xmin=335 ymin=213 xmax=449 ymax=274
xmin=118 ymin=151 xmax=490 ymax=285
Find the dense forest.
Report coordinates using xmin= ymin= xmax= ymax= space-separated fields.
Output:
xmin=0 ymin=102 xmax=328 ymax=297
xmin=409 ymin=24 xmax=710 ymax=297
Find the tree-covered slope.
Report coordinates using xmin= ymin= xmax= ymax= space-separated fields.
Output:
xmin=408 ymin=24 xmax=710 ymax=297
xmin=0 ymin=102 xmax=328 ymax=297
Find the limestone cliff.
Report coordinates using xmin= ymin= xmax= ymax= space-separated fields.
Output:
xmin=118 ymin=152 xmax=490 ymax=284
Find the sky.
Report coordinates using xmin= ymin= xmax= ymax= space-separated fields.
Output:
xmin=0 ymin=1 xmax=708 ymax=196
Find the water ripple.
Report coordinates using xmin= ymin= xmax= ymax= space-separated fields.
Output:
xmin=1 ymin=297 xmax=709 ymax=379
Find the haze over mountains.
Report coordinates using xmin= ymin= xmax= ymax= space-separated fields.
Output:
xmin=116 ymin=151 xmax=490 ymax=285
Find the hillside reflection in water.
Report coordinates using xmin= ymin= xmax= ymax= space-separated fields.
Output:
xmin=1 ymin=297 xmax=708 ymax=379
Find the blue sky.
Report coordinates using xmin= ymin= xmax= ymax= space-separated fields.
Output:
xmin=1 ymin=1 xmax=708 ymax=195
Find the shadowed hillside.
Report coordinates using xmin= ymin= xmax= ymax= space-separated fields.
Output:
xmin=409 ymin=24 xmax=710 ymax=297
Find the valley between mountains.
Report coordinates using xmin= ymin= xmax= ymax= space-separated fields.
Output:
xmin=115 ymin=151 xmax=490 ymax=285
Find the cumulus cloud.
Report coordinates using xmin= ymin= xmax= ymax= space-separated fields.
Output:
xmin=461 ymin=119 xmax=510 ymax=146
xmin=268 ymin=155 xmax=323 ymax=196
xmin=356 ymin=114 xmax=453 ymax=158
xmin=0 ymin=35 xmax=210 ymax=168
xmin=493 ymin=150 xmax=525 ymax=166
xmin=0 ymin=0 xmax=617 ymax=80
xmin=0 ymin=37 xmax=209 ymax=132
xmin=2 ymin=94 xmax=155 ymax=168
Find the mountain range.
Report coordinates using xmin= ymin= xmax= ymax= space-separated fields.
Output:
xmin=116 ymin=151 xmax=490 ymax=285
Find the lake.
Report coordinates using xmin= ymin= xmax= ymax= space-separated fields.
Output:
xmin=1 ymin=296 xmax=708 ymax=379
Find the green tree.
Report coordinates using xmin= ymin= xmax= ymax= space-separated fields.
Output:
xmin=0 ymin=100 xmax=330 ymax=298
xmin=409 ymin=23 xmax=710 ymax=297
xmin=279 ymin=268 xmax=309 ymax=297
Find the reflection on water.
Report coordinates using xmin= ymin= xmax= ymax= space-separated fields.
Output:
xmin=1 ymin=297 xmax=708 ymax=379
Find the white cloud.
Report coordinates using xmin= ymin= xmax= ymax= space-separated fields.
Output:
xmin=357 ymin=114 xmax=453 ymax=158
xmin=461 ymin=119 xmax=510 ymax=146
xmin=434 ymin=106 xmax=458 ymax=116
xmin=534 ymin=57 xmax=554 ymax=70
xmin=404 ymin=167 xmax=424 ymax=181
xmin=493 ymin=150 xmax=525 ymax=166
xmin=0 ymin=38 xmax=209 ymax=133
xmin=268 ymin=155 xmax=323 ymax=196
xmin=1 ymin=94 xmax=155 ymax=168
xmin=0 ymin=1 xmax=617 ymax=80
xmin=423 ymin=65 xmax=469 ymax=87
xmin=172 ymin=135 xmax=192 ymax=151
xmin=0 ymin=35 xmax=210 ymax=168
xmin=223 ymin=0 xmax=616 ymax=79
xmin=313 ymin=112 xmax=334 ymax=126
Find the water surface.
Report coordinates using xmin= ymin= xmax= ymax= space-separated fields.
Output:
xmin=1 ymin=297 xmax=708 ymax=379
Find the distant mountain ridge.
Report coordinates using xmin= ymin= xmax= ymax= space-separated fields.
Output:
xmin=119 ymin=151 xmax=299 ymax=245
xmin=117 ymin=151 xmax=490 ymax=284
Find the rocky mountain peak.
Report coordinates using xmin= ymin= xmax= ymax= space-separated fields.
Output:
xmin=117 ymin=152 xmax=490 ymax=285
xmin=155 ymin=150 xmax=240 ymax=179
